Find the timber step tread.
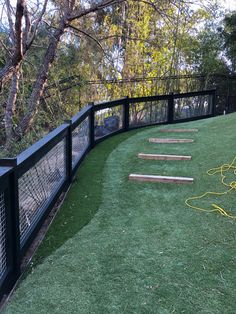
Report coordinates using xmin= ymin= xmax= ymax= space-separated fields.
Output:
xmin=149 ymin=138 xmax=194 ymax=143
xmin=159 ymin=128 xmax=198 ymax=133
xmin=129 ymin=174 xmax=194 ymax=184
xmin=138 ymin=153 xmax=192 ymax=161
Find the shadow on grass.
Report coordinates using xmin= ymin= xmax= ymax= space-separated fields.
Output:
xmin=31 ymin=128 xmax=143 ymax=268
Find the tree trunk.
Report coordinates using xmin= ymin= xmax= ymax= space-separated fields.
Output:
xmin=16 ymin=22 xmax=66 ymax=137
xmin=0 ymin=0 xmax=25 ymax=88
xmin=4 ymin=70 xmax=20 ymax=149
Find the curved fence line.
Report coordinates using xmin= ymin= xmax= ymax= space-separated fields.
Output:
xmin=0 ymin=89 xmax=216 ymax=301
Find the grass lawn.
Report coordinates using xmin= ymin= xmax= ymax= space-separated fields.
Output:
xmin=3 ymin=113 xmax=236 ymax=314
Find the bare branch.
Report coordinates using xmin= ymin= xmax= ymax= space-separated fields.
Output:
xmin=16 ymin=19 xmax=67 ymax=136
xmin=68 ymin=25 xmax=105 ymax=54
xmin=65 ymin=0 xmax=75 ymax=12
xmin=68 ymin=25 xmax=118 ymax=69
xmin=69 ymin=0 xmax=76 ymax=10
xmin=68 ymin=0 xmax=125 ymax=21
xmin=99 ymin=34 xmax=154 ymax=44
xmin=0 ymin=0 xmax=48 ymax=87
xmin=27 ymin=0 xmax=48 ymax=49
xmin=5 ymin=0 xmax=15 ymax=42
xmin=0 ymin=38 xmax=12 ymax=56
xmin=23 ymin=4 xmax=31 ymax=51
xmin=4 ymin=70 xmax=20 ymax=148
xmin=131 ymin=0 xmax=175 ymax=23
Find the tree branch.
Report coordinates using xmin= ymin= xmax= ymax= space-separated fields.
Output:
xmin=23 ymin=4 xmax=31 ymax=51
xmin=16 ymin=19 xmax=67 ymax=136
xmin=5 ymin=0 xmax=15 ymax=42
xmin=0 ymin=38 xmax=12 ymax=56
xmin=99 ymin=34 xmax=154 ymax=44
xmin=0 ymin=0 xmax=48 ymax=87
xmin=4 ymin=70 xmax=20 ymax=148
xmin=14 ymin=0 xmax=25 ymax=62
xmin=27 ymin=0 xmax=48 ymax=49
xmin=68 ymin=0 xmax=125 ymax=21
xmin=68 ymin=25 xmax=105 ymax=54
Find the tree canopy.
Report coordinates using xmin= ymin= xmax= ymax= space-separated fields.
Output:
xmin=0 ymin=0 xmax=234 ymax=155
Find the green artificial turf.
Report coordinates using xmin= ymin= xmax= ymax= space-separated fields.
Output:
xmin=3 ymin=113 xmax=236 ymax=314
xmin=32 ymin=128 xmax=141 ymax=266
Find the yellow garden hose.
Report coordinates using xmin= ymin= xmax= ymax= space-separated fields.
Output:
xmin=185 ymin=156 xmax=236 ymax=219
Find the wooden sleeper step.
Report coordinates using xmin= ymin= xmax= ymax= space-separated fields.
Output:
xmin=149 ymin=138 xmax=194 ymax=143
xmin=138 ymin=153 xmax=192 ymax=161
xmin=129 ymin=174 xmax=194 ymax=184
xmin=159 ymin=128 xmax=198 ymax=133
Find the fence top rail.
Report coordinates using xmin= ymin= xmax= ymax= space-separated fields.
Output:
xmin=16 ymin=123 xmax=69 ymax=171
xmin=128 ymin=90 xmax=216 ymax=104
xmin=70 ymin=104 xmax=92 ymax=127
xmin=0 ymin=89 xmax=217 ymax=176
xmin=0 ymin=166 xmax=13 ymax=179
xmin=94 ymin=97 xmax=127 ymax=110
xmin=173 ymin=89 xmax=216 ymax=99
xmin=0 ymin=158 xmax=17 ymax=168
xmin=129 ymin=95 xmax=170 ymax=103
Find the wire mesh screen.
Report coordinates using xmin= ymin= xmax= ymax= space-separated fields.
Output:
xmin=18 ymin=139 xmax=66 ymax=246
xmin=72 ymin=117 xmax=90 ymax=168
xmin=0 ymin=192 xmax=7 ymax=279
xmin=174 ymin=95 xmax=212 ymax=120
xmin=94 ymin=105 xmax=123 ymax=140
xmin=129 ymin=100 xmax=168 ymax=127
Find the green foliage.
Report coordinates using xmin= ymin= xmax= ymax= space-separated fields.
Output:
xmin=221 ymin=12 xmax=236 ymax=72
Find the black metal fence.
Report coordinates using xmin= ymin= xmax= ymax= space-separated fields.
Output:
xmin=0 ymin=89 xmax=216 ymax=301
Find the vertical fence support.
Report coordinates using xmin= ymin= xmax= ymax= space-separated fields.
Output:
xmin=212 ymin=89 xmax=217 ymax=116
xmin=65 ymin=121 xmax=73 ymax=184
xmin=0 ymin=159 xmax=21 ymax=282
xmin=89 ymin=103 xmax=95 ymax=149
xmin=168 ymin=92 xmax=174 ymax=123
xmin=124 ymin=96 xmax=130 ymax=131
xmin=10 ymin=160 xmax=21 ymax=279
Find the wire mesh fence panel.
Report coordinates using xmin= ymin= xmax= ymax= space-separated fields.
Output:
xmin=174 ymin=95 xmax=212 ymax=120
xmin=72 ymin=117 xmax=90 ymax=168
xmin=129 ymin=100 xmax=168 ymax=127
xmin=94 ymin=105 xmax=124 ymax=140
xmin=0 ymin=192 xmax=7 ymax=280
xmin=18 ymin=139 xmax=66 ymax=246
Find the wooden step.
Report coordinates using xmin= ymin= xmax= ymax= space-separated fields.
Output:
xmin=129 ymin=174 xmax=194 ymax=184
xmin=149 ymin=138 xmax=194 ymax=143
xmin=138 ymin=153 xmax=192 ymax=161
xmin=159 ymin=128 xmax=198 ymax=133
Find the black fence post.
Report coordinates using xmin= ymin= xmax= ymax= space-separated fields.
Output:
xmin=124 ymin=96 xmax=130 ymax=131
xmin=212 ymin=89 xmax=217 ymax=116
xmin=10 ymin=162 xmax=21 ymax=279
xmin=0 ymin=159 xmax=22 ymax=281
xmin=168 ymin=92 xmax=174 ymax=123
xmin=89 ymin=102 xmax=95 ymax=149
xmin=64 ymin=121 xmax=73 ymax=184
